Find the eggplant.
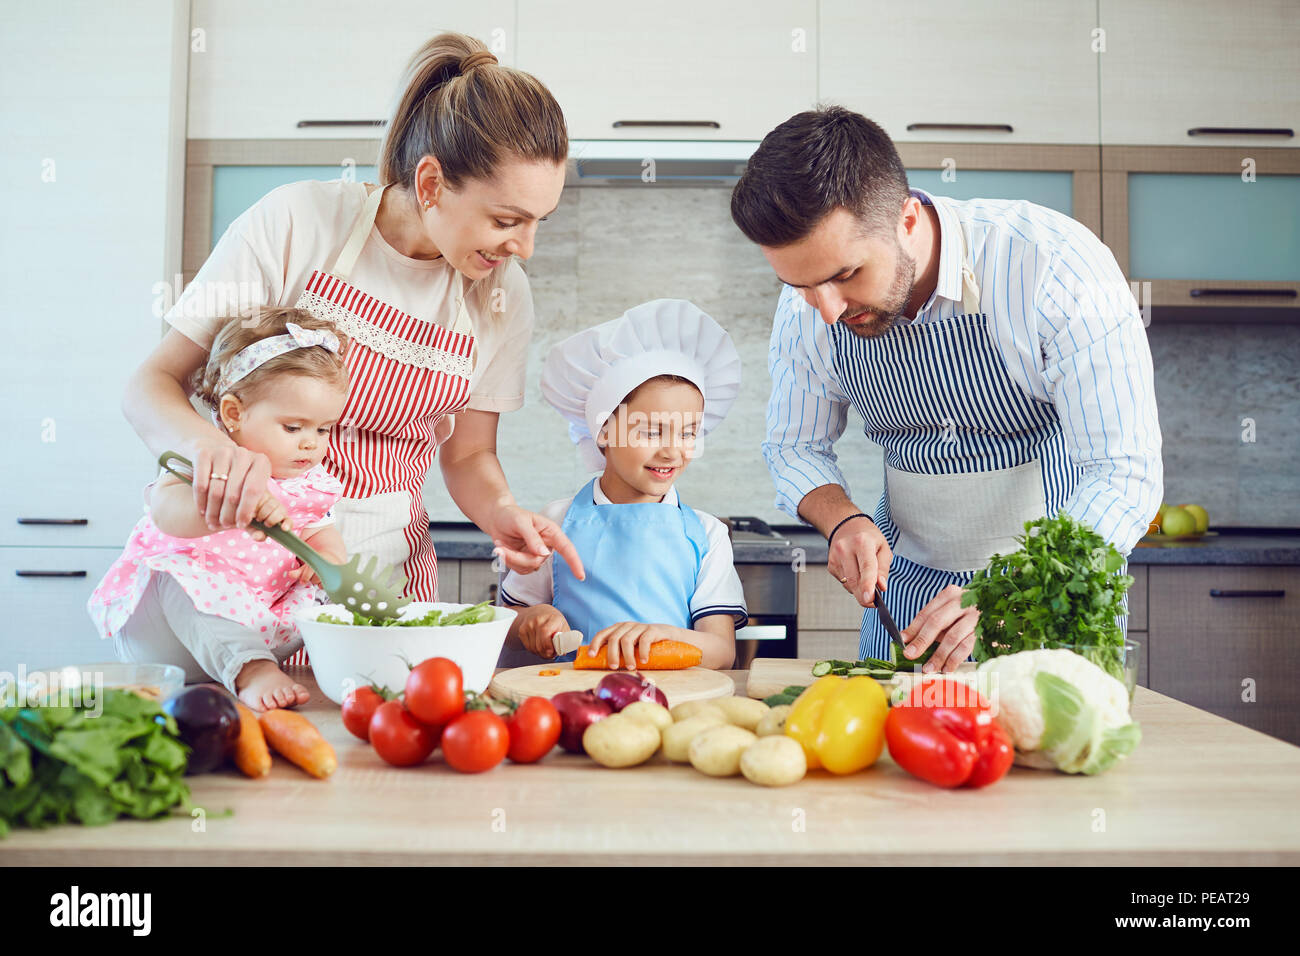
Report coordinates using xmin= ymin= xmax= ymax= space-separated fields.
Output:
xmin=594 ymin=672 xmax=668 ymax=712
xmin=163 ymin=686 xmax=240 ymax=774
xmin=550 ymin=691 xmax=613 ymax=754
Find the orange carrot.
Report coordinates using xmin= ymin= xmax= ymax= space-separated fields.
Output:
xmin=572 ymin=639 xmax=703 ymax=670
xmin=233 ymin=701 xmax=272 ymax=778
xmin=258 ymin=709 xmax=337 ymax=779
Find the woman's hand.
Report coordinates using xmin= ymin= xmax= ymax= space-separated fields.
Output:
xmin=191 ymin=438 xmax=274 ymax=538
xmin=487 ymin=505 xmax=586 ymax=580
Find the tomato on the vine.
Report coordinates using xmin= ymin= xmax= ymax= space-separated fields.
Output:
xmin=341 ymin=684 xmax=392 ymax=742
xmin=504 ymin=696 xmax=561 ymax=763
xmin=404 ymin=657 xmax=464 ymax=727
xmin=369 ymin=700 xmax=439 ymax=767
xmin=441 ymin=709 xmax=509 ymax=773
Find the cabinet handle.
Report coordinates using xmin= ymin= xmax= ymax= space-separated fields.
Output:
xmin=1209 ymin=589 xmax=1285 ymax=598
xmin=1189 ymin=288 xmax=1297 ymax=298
xmin=17 ymin=518 xmax=89 ymax=525
xmin=1187 ymin=126 xmax=1294 ymax=138
xmin=296 ymin=120 xmax=386 ymax=128
xmin=16 ymin=570 xmax=87 ymax=578
xmin=611 ymin=120 xmax=720 ymax=129
xmin=905 ymin=123 xmax=1014 ymax=133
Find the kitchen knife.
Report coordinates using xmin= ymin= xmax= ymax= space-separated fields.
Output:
xmin=551 ymin=629 xmax=583 ymax=658
xmin=874 ymin=588 xmax=909 ymax=655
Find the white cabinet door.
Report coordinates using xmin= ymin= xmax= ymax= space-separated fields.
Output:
xmin=188 ymin=0 xmax=516 ymax=139
xmin=0 ymin=547 xmax=122 ymax=676
xmin=1099 ymin=0 xmax=1300 ymax=147
xmin=0 ymin=1 xmax=180 ymax=547
xmin=820 ymin=0 xmax=1100 ymax=145
xmin=516 ymin=0 xmax=818 ymax=141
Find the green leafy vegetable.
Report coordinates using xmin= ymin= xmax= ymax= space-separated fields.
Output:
xmin=762 ymin=685 xmax=809 ymax=707
xmin=317 ymin=601 xmax=495 ymax=628
xmin=0 ymin=690 xmax=191 ymax=837
xmin=961 ymin=511 xmax=1133 ymax=679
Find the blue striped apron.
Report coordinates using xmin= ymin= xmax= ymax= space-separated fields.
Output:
xmin=828 ymin=231 xmax=1086 ymax=661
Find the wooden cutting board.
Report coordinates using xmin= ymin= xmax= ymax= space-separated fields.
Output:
xmin=489 ymin=663 xmax=735 ymax=708
xmin=746 ymin=658 xmax=977 ymax=700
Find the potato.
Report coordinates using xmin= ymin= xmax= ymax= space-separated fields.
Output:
xmin=688 ymin=725 xmax=758 ymax=777
xmin=712 ymin=696 xmax=770 ymax=731
xmin=621 ymin=700 xmax=672 ymax=732
xmin=582 ymin=714 xmax=660 ymax=768
xmin=755 ymin=704 xmax=793 ymax=737
xmin=740 ymin=735 xmax=807 ymax=787
xmin=670 ymin=700 xmax=727 ymax=723
xmin=661 ymin=715 xmax=726 ymax=762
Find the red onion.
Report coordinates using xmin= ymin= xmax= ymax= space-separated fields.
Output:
xmin=594 ymin=672 xmax=668 ymax=712
xmin=551 ymin=691 xmax=613 ymax=753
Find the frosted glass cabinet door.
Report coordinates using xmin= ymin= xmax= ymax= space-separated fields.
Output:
xmin=907 ymin=170 xmax=1075 ymax=218
xmin=1099 ymin=0 xmax=1299 ymax=148
xmin=1128 ymin=174 xmax=1300 ymax=281
xmin=211 ymin=165 xmax=379 ymax=247
xmin=515 ymin=0 xmax=818 ymax=141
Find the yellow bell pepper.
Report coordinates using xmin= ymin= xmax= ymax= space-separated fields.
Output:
xmin=784 ymin=675 xmax=888 ymax=773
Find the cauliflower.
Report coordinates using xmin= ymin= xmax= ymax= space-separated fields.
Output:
xmin=973 ymin=649 xmax=1140 ymax=774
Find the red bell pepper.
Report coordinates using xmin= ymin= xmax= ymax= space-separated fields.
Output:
xmin=885 ymin=678 xmax=1014 ymax=788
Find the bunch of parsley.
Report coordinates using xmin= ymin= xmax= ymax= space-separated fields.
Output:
xmin=0 ymin=689 xmax=191 ymax=836
xmin=961 ymin=511 xmax=1133 ymax=678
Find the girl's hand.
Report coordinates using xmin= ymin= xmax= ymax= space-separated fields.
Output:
xmin=588 ymin=622 xmax=674 ymax=670
xmin=487 ymin=505 xmax=586 ymax=580
xmin=287 ymin=561 xmax=321 ymax=587
xmin=252 ymin=491 xmax=292 ymax=538
xmin=517 ymin=604 xmax=572 ymax=660
xmin=192 ymin=439 xmax=273 ymax=536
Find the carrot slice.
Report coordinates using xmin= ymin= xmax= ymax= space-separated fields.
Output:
xmin=233 ymin=701 xmax=272 ymax=778
xmin=258 ymin=709 xmax=337 ymax=779
xmin=572 ymin=639 xmax=703 ymax=670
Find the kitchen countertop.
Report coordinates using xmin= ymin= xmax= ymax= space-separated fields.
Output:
xmin=4 ymin=668 xmax=1299 ymax=865
xmin=430 ymin=524 xmax=1300 ymax=566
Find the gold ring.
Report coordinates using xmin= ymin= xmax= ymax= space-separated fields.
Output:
xmin=210 ymin=473 xmax=229 ymax=482
xmin=839 ymin=577 xmax=848 ymax=584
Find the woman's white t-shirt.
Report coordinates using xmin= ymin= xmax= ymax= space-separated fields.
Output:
xmin=164 ymin=178 xmax=532 ymax=413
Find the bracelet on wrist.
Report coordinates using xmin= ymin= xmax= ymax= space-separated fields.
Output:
xmin=827 ymin=512 xmax=873 ymax=548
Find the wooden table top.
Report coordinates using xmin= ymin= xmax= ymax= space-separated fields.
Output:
xmin=4 ymin=668 xmax=1299 ymax=865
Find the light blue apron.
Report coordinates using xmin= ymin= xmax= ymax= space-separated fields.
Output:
xmin=549 ymin=477 xmax=710 ymax=662
xmin=827 ymin=223 xmax=1089 ymax=661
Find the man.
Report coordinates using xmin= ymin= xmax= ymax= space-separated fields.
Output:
xmin=731 ymin=106 xmax=1162 ymax=673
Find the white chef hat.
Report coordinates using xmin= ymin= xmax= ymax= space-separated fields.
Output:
xmin=540 ymin=299 xmax=742 ymax=472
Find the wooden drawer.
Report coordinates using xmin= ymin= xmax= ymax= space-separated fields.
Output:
xmin=797 ymin=566 xmax=867 ymax=630
xmin=1148 ymin=566 xmax=1300 ymax=745
xmin=797 ymin=630 xmax=861 ymax=661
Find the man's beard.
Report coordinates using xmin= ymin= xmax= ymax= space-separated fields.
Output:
xmin=839 ymin=242 xmax=917 ymax=339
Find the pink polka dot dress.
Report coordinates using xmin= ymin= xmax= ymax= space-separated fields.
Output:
xmin=88 ymin=465 xmax=344 ymax=648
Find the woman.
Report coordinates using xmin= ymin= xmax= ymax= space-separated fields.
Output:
xmin=122 ymin=32 xmax=584 ymax=700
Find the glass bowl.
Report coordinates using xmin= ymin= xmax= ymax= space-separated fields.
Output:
xmin=12 ymin=662 xmax=185 ymax=707
xmin=1047 ymin=641 xmax=1141 ymax=703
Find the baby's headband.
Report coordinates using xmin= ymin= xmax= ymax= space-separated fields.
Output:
xmin=217 ymin=321 xmax=341 ymax=395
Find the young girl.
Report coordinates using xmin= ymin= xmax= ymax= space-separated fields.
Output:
xmin=498 ymin=299 xmax=747 ymax=670
xmin=88 ymin=307 xmax=350 ymax=711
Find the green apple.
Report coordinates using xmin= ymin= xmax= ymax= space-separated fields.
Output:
xmin=1161 ymin=506 xmax=1196 ymax=537
xmin=1180 ymin=503 xmax=1210 ymax=534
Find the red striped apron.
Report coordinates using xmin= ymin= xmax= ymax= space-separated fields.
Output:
xmin=292 ymin=183 xmax=476 ymax=607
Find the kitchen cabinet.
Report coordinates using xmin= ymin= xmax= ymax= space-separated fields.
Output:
xmin=515 ymin=0 xmax=817 ymax=141
xmin=1100 ymin=148 xmax=1300 ymax=315
xmin=186 ymin=0 xmax=516 ymax=139
xmin=1 ymin=1 xmax=183 ymax=551
xmin=1148 ymin=566 xmax=1300 ymax=746
xmin=0 ymin=547 xmax=122 ymax=676
xmin=1098 ymin=0 xmax=1299 ymax=148
xmin=458 ymin=559 xmax=499 ymax=605
xmin=819 ymin=0 xmax=1100 ymax=145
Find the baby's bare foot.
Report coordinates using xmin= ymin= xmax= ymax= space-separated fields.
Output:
xmin=235 ymin=659 xmax=310 ymax=712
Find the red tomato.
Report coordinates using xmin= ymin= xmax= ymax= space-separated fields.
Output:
xmin=441 ymin=710 xmax=509 ymax=773
xmin=404 ymin=657 xmax=464 ymax=727
xmin=341 ymin=685 xmax=388 ymax=741
xmin=505 ymin=697 xmax=561 ymax=763
xmin=369 ymin=700 xmax=438 ymax=767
